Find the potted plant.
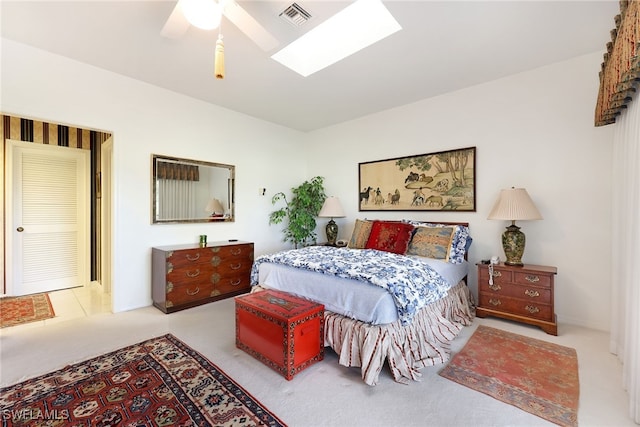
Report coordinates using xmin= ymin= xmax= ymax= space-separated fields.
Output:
xmin=269 ymin=176 xmax=326 ymax=248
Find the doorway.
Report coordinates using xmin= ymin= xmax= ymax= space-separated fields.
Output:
xmin=2 ymin=115 xmax=113 ymax=314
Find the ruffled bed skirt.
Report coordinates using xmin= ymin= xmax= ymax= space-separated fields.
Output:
xmin=324 ymin=281 xmax=475 ymax=386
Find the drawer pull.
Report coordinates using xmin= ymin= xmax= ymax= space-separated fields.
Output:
xmin=489 ymin=298 xmax=501 ymax=306
xmin=524 ymin=289 xmax=540 ymax=298
xmin=525 ymin=305 xmax=540 ymax=314
xmin=231 ymin=279 xmax=242 ymax=287
xmin=230 ymin=263 xmax=242 ymax=270
xmin=231 ymin=248 xmax=242 ymax=255
xmin=525 ymin=275 xmax=540 ymax=283
xmin=186 ymin=253 xmax=201 ymax=262
xmin=186 ymin=287 xmax=200 ymax=296
xmin=186 ymin=269 xmax=200 ymax=278
xmin=488 ymin=283 xmax=502 ymax=291
xmin=491 ymin=271 xmax=502 ymax=278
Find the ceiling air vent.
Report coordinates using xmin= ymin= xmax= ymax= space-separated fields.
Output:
xmin=279 ymin=3 xmax=312 ymax=27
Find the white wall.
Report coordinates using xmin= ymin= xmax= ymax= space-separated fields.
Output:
xmin=1 ymin=39 xmax=307 ymax=312
xmin=306 ymin=52 xmax=614 ymax=331
xmin=2 ymin=38 xmax=615 ymax=331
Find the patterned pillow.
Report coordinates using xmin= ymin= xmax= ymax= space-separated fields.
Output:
xmin=406 ymin=226 xmax=455 ymax=261
xmin=348 ymin=219 xmax=373 ymax=249
xmin=365 ymin=221 xmax=415 ymax=254
xmin=402 ymin=220 xmax=471 ymax=264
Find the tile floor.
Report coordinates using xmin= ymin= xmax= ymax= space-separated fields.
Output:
xmin=2 ymin=282 xmax=111 ymax=331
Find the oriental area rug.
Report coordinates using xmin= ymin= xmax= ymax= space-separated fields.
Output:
xmin=439 ymin=325 xmax=579 ymax=427
xmin=0 ymin=293 xmax=55 ymax=328
xmin=0 ymin=334 xmax=287 ymax=427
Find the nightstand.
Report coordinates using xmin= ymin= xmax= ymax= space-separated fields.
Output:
xmin=476 ymin=262 xmax=558 ymax=335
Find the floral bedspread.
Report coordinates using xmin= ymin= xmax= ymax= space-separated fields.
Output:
xmin=250 ymin=246 xmax=452 ymax=325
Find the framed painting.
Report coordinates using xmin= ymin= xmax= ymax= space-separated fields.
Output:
xmin=358 ymin=146 xmax=476 ymax=212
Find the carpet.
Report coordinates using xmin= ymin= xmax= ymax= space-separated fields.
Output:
xmin=0 ymin=334 xmax=287 ymax=426
xmin=0 ymin=293 xmax=55 ymax=328
xmin=439 ymin=325 xmax=579 ymax=427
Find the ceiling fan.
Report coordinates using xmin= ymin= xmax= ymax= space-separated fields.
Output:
xmin=161 ymin=0 xmax=279 ymax=52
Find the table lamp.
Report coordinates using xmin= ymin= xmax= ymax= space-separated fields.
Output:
xmin=487 ymin=187 xmax=542 ymax=266
xmin=318 ymin=196 xmax=345 ymax=246
xmin=205 ymin=198 xmax=225 ymax=217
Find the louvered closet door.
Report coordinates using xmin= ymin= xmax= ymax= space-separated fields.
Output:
xmin=6 ymin=140 xmax=90 ymax=296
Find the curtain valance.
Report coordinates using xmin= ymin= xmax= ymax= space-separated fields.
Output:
xmin=595 ymin=0 xmax=640 ymax=126
xmin=156 ymin=162 xmax=200 ymax=181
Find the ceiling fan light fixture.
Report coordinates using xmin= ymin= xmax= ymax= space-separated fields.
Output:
xmin=181 ymin=0 xmax=222 ymax=30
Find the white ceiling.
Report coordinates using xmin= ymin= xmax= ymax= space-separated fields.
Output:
xmin=1 ymin=1 xmax=618 ymax=132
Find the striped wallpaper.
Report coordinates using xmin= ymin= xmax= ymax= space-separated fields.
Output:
xmin=1 ymin=114 xmax=111 ymax=148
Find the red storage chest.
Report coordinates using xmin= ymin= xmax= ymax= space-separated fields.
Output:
xmin=235 ymin=289 xmax=324 ymax=380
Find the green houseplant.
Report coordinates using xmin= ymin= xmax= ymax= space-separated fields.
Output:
xmin=269 ymin=176 xmax=326 ymax=248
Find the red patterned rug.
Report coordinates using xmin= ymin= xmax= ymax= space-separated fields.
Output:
xmin=0 ymin=293 xmax=55 ymax=328
xmin=0 ymin=334 xmax=286 ymax=426
xmin=439 ymin=325 xmax=579 ymax=426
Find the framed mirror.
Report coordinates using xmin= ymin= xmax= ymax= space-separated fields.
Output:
xmin=152 ymin=154 xmax=235 ymax=223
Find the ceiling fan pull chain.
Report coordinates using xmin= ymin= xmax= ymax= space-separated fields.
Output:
xmin=215 ymin=32 xmax=225 ymax=79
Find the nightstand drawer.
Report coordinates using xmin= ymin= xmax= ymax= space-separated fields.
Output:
xmin=479 ymin=282 xmax=551 ymax=301
xmin=514 ymin=271 xmax=552 ymax=288
xmin=478 ymin=267 xmax=512 ymax=285
xmin=478 ymin=294 xmax=553 ymax=322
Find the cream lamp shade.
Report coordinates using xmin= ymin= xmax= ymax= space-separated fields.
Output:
xmin=318 ymin=197 xmax=345 ymax=246
xmin=487 ymin=188 xmax=543 ymax=221
xmin=487 ymin=187 xmax=542 ymax=266
xmin=205 ymin=198 xmax=225 ymax=217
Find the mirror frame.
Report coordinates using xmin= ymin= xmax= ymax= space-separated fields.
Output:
xmin=152 ymin=154 xmax=235 ymax=224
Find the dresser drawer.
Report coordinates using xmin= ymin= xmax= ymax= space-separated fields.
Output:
xmin=213 ymin=259 xmax=252 ymax=275
xmin=478 ymin=294 xmax=553 ymax=322
xmin=166 ymin=281 xmax=216 ymax=308
xmin=165 ymin=247 xmax=213 ymax=269
xmin=478 ymin=281 xmax=551 ymax=302
xmin=209 ymin=244 xmax=254 ymax=264
xmin=166 ymin=263 xmax=213 ymax=284
xmin=209 ymin=263 xmax=251 ymax=280
xmin=215 ymin=273 xmax=251 ymax=295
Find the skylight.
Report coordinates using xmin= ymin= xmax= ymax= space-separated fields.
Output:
xmin=271 ymin=0 xmax=402 ymax=77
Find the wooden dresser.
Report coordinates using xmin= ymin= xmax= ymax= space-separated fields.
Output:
xmin=476 ymin=262 xmax=558 ymax=335
xmin=152 ymin=241 xmax=254 ymax=313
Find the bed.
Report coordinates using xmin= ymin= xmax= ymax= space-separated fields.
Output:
xmin=249 ymin=219 xmax=475 ymax=386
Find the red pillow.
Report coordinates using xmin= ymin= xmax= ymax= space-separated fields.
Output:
xmin=365 ymin=221 xmax=415 ymax=254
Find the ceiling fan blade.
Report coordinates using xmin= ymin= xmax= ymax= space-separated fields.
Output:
xmin=161 ymin=1 xmax=190 ymax=39
xmin=222 ymin=0 xmax=279 ymax=51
